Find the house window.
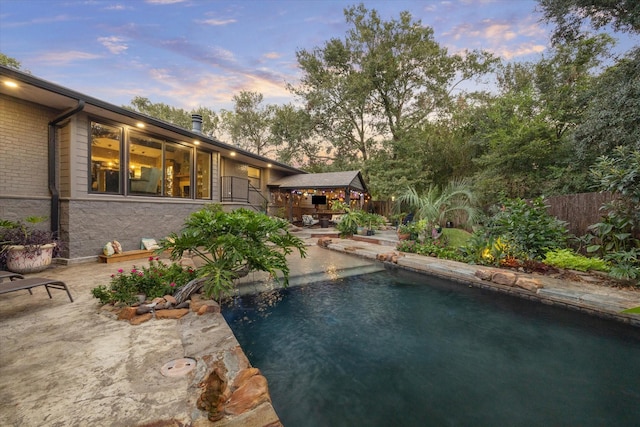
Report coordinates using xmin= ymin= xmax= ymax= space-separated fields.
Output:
xmin=164 ymin=142 xmax=192 ymax=198
xmin=90 ymin=121 xmax=122 ymax=193
xmin=129 ymin=131 xmax=163 ymax=195
xmin=196 ymin=151 xmax=211 ymax=199
xmin=248 ymin=166 xmax=261 ymax=189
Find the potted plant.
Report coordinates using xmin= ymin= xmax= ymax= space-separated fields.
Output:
xmin=0 ymin=216 xmax=62 ymax=273
xmin=397 ymin=220 xmax=426 ymax=241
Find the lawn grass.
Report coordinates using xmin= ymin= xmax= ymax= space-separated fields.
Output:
xmin=441 ymin=227 xmax=472 ymax=248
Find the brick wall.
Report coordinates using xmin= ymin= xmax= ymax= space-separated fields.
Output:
xmin=61 ymin=200 xmax=205 ymax=260
xmin=0 ymin=94 xmax=53 ymax=197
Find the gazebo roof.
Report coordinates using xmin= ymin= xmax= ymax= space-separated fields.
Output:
xmin=269 ymin=170 xmax=368 ymax=193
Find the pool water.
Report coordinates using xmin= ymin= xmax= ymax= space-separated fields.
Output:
xmin=223 ymin=269 xmax=640 ymax=427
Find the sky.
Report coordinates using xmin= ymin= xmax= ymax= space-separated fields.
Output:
xmin=0 ymin=0 xmax=637 ymax=112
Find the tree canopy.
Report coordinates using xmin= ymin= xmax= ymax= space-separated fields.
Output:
xmin=538 ymin=0 xmax=640 ymax=43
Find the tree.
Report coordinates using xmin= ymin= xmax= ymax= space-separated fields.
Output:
xmin=294 ymin=37 xmax=379 ymax=163
xmin=470 ymin=36 xmax=612 ymax=202
xmin=538 ymin=0 xmax=640 ymax=43
xmin=125 ymin=96 xmax=219 ymax=137
xmin=219 ymin=91 xmax=273 ymax=156
xmin=292 ymin=4 xmax=497 ymax=181
xmin=0 ymin=53 xmax=22 ymax=70
xmin=268 ymin=103 xmax=317 ymax=167
xmin=395 ymin=179 xmax=479 ymax=231
xmin=574 ymin=47 xmax=640 ymax=163
xmin=344 ymin=4 xmax=496 ymax=142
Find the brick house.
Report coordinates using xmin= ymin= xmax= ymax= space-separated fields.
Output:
xmin=0 ymin=65 xmax=306 ymax=264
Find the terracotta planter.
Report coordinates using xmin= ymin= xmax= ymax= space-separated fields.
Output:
xmin=5 ymin=243 xmax=56 ymax=274
xmin=397 ymin=232 xmax=411 ymax=241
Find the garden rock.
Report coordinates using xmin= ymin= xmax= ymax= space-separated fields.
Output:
xmin=129 ymin=313 xmax=152 ymax=325
xmin=117 ymin=307 xmax=138 ymax=321
xmin=155 ymin=308 xmax=190 ymax=320
xmin=475 ymin=269 xmax=493 ymax=281
xmin=136 ymin=305 xmax=153 ymax=315
xmin=225 ymin=372 xmax=271 ymax=416
xmin=515 ymin=277 xmax=543 ymax=292
xmin=492 ymin=271 xmax=517 ymax=286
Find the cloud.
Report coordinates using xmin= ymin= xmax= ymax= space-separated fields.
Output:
xmin=36 ymin=51 xmax=102 ymax=66
xmin=496 ymin=43 xmax=546 ymax=59
xmin=443 ymin=15 xmax=549 ymax=59
xmin=104 ymin=4 xmax=130 ymax=11
xmin=145 ymin=0 xmax=187 ymax=4
xmin=1 ymin=14 xmax=74 ymax=28
xmin=263 ymin=52 xmax=282 ymax=60
xmin=198 ymin=18 xmax=237 ymax=26
xmin=98 ymin=36 xmax=128 ymax=54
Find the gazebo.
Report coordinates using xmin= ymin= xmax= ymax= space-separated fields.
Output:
xmin=268 ymin=170 xmax=370 ymax=226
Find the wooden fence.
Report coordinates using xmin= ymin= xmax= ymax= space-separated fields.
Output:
xmin=545 ymin=192 xmax=614 ymax=237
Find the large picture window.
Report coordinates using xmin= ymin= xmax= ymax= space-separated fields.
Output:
xmin=89 ymin=120 xmax=213 ymax=199
xmin=90 ymin=122 xmax=122 ymax=193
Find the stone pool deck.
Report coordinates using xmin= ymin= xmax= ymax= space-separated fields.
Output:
xmin=2 ymin=232 xmax=640 ymax=426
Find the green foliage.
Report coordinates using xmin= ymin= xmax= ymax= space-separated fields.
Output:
xmin=574 ymin=49 xmax=640 ymax=163
xmin=621 ymin=306 xmax=640 ymax=314
xmin=335 ymin=213 xmax=359 ymax=237
xmin=539 ymin=0 xmax=640 ymax=43
xmin=0 ymin=52 xmax=22 ymax=70
xmin=220 ymin=91 xmax=274 ymax=156
xmin=586 ymin=207 xmax=637 ymax=255
xmin=473 ymin=197 xmax=569 ymax=261
xmin=331 ymin=201 xmax=385 ymax=236
xmin=605 ymin=249 xmax=640 ymax=282
xmin=159 ymin=205 xmax=306 ymax=300
xmin=126 ymin=96 xmax=218 ymax=137
xmin=395 ymin=179 xmax=479 ymax=229
xmin=91 ymin=257 xmax=197 ymax=305
xmin=335 ymin=209 xmax=385 ymax=237
xmin=544 ymin=249 xmax=610 ymax=272
xmin=587 ymin=146 xmax=640 ymax=284
xmin=459 ymin=232 xmax=508 ymax=266
xmin=397 ymin=221 xmax=425 ymax=241
xmin=293 ymin=4 xmax=495 ymax=195
xmin=396 ymin=237 xmax=464 ymax=262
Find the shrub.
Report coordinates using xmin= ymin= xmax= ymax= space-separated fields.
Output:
xmin=396 ymin=236 xmax=465 ymax=262
xmin=544 ymin=249 xmax=610 ymax=272
xmin=485 ymin=197 xmax=569 ymax=260
xmin=159 ymin=205 xmax=306 ymax=300
xmin=91 ymin=257 xmax=197 ymax=305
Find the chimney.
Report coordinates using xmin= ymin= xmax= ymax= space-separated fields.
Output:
xmin=191 ymin=114 xmax=203 ymax=133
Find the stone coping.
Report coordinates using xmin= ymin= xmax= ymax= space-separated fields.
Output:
xmin=318 ymin=237 xmax=640 ymax=327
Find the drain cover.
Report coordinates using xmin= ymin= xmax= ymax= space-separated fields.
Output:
xmin=160 ymin=357 xmax=196 ymax=377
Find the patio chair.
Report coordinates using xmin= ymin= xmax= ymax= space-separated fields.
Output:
xmin=0 ymin=271 xmax=74 ymax=302
xmin=0 ymin=270 xmax=24 ymax=282
xmin=302 ymin=215 xmax=319 ymax=227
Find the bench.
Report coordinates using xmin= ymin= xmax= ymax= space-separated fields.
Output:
xmin=0 ymin=275 xmax=74 ymax=302
xmin=98 ymin=249 xmax=156 ymax=264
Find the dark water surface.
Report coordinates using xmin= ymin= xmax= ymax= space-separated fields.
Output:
xmin=222 ymin=269 xmax=640 ymax=427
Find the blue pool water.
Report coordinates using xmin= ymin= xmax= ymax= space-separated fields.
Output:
xmin=223 ymin=269 xmax=640 ymax=427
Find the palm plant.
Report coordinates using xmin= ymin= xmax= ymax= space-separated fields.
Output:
xmin=395 ymin=179 xmax=479 ymax=231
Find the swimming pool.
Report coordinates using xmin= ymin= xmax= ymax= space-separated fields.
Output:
xmin=223 ymin=268 xmax=640 ymax=426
